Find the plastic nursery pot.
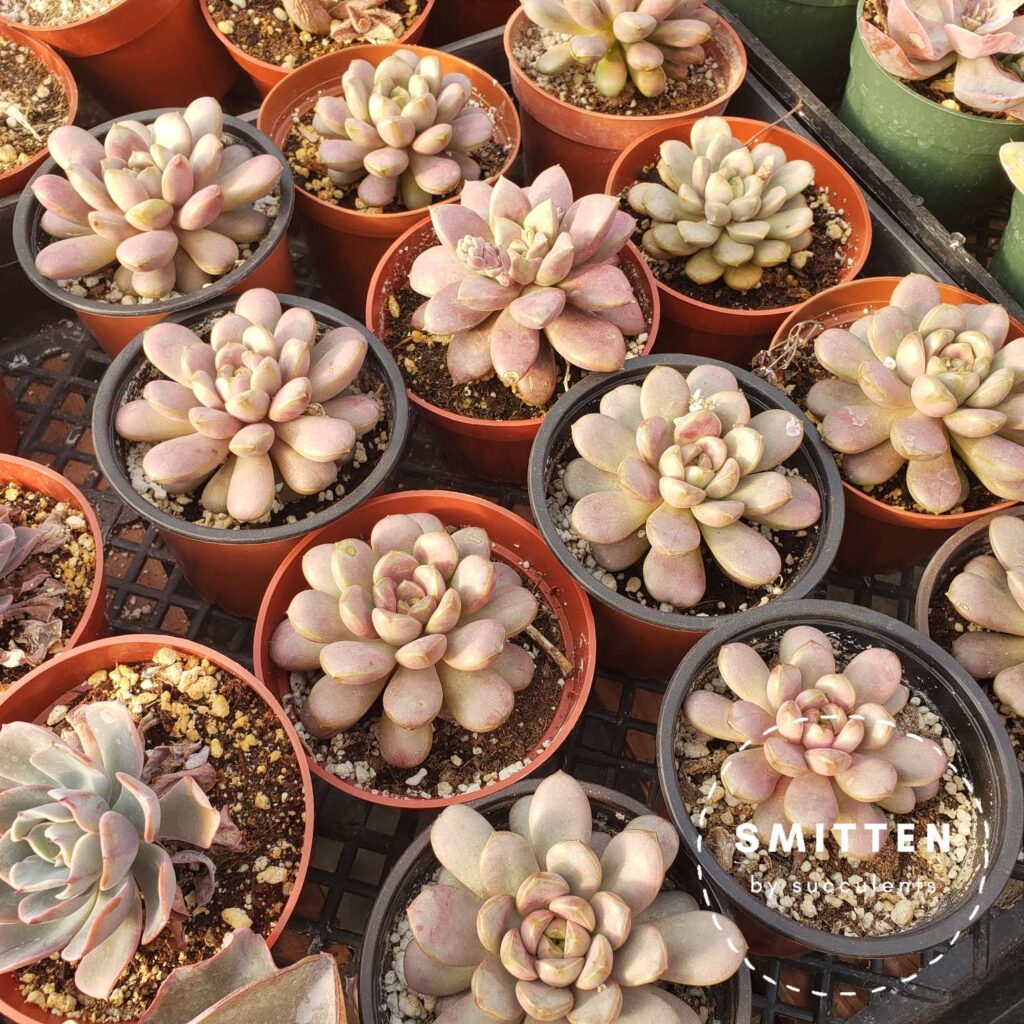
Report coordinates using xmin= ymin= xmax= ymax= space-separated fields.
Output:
xmin=422 ymin=0 xmax=518 ymax=46
xmin=606 ymin=117 xmax=873 ymax=370
xmin=359 ymin=776 xmax=753 ymax=1024
xmin=990 ymin=187 xmax=1024 ymax=308
xmin=0 ymin=453 xmax=107 ymax=660
xmin=655 ymin=598 xmax=1024 ymax=957
xmin=0 ymin=23 xmax=78 ymax=199
xmin=366 ymin=219 xmax=660 ymax=483
xmin=0 ymin=0 xmax=237 ymax=117
xmin=503 ymin=6 xmax=748 ymax=198
xmin=527 ymin=353 xmax=845 ymax=681
xmin=203 ymin=0 xmax=436 ymax=97
xmin=258 ymin=43 xmax=521 ymax=321
xmin=719 ymin=0 xmax=858 ymax=103
xmin=769 ymin=276 xmax=1021 ymax=575
xmin=253 ymin=490 xmax=597 ymax=809
xmin=91 ymin=293 xmax=410 ymax=620
xmin=0 ymin=634 xmax=316 ymax=1024
xmin=839 ymin=2 xmax=1024 ymax=229
xmin=13 ymin=108 xmax=295 ymax=361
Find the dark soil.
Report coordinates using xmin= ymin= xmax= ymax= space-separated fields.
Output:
xmin=0 ymin=35 xmax=69 ymax=175
xmin=15 ymin=649 xmax=307 ymax=1022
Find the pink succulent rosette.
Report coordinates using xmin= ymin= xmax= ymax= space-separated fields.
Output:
xmin=114 ymin=288 xmax=382 ymax=524
xmin=402 ymin=771 xmax=747 ymax=1023
xmin=684 ymin=626 xmax=950 ymax=859
xmin=269 ymin=512 xmax=540 ymax=768
xmin=0 ymin=702 xmax=235 ymax=1000
xmin=407 ymin=167 xmax=646 ymax=407
xmin=565 ymin=363 xmax=822 ymax=608
xmin=861 ymin=0 xmax=1024 ymax=113
xmin=807 ymin=273 xmax=1024 ymax=514
xmin=30 ymin=98 xmax=283 ymax=301
xmin=947 ymin=514 xmax=1024 ymax=716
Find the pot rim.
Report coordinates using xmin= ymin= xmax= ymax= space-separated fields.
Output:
xmin=252 ymin=489 xmax=597 ymax=809
xmin=12 ymin=108 xmax=296 ymax=320
xmin=526 ymin=352 xmax=846 ymax=634
xmin=0 ymin=633 xmax=316 ymax=1024
xmin=0 ymin=453 xmax=106 ymax=655
xmin=0 ymin=22 xmax=78 ymax=192
xmin=0 ymin=0 xmax=137 ymax=36
xmin=202 ymin=0 xmax=438 ymax=80
xmin=502 ymin=6 xmax=748 ymax=129
xmin=655 ymin=597 xmax=1024 ymax=958
xmin=90 ymin=291 xmax=411 ymax=546
xmin=366 ymin=218 xmax=662 ymax=436
xmin=257 ymin=41 xmax=521 ymax=226
xmin=605 ymin=116 xmax=874 ymax=325
xmin=357 ymin=775 xmax=754 ymax=1024
xmin=769 ymin=274 xmax=1022 ymax=529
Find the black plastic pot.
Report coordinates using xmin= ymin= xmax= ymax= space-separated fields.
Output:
xmin=13 ymin=108 xmax=296 ymax=360
xmin=358 ymin=777 xmax=753 ymax=1024
xmin=526 ymin=353 xmax=845 ymax=680
xmin=91 ymin=292 xmax=410 ymax=619
xmin=655 ymin=598 xmax=1024 ymax=958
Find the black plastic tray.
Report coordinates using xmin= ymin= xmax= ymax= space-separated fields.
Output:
xmin=1 ymin=21 xmax=1023 ymax=1024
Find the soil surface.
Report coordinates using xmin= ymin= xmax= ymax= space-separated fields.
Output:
xmin=14 ymin=648 xmax=307 ymax=1022
xmin=204 ymin=0 xmax=424 ymax=70
xmin=0 ymin=0 xmax=119 ymax=27
xmin=0 ymin=35 xmax=69 ymax=176
xmin=0 ymin=481 xmax=95 ymax=688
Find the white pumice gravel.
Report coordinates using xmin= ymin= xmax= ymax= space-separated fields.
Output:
xmin=0 ymin=0 xmax=116 ymax=25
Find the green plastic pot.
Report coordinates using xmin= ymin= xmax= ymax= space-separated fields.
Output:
xmin=990 ymin=187 xmax=1024 ymax=304
xmin=839 ymin=2 xmax=1024 ymax=228
xmin=719 ymin=0 xmax=857 ymax=101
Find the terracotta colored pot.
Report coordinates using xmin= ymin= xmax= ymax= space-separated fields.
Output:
xmin=13 ymin=108 xmax=295 ymax=360
xmin=91 ymin=294 xmax=410 ymax=620
xmin=769 ymin=276 xmax=1020 ymax=575
xmin=606 ymin=117 xmax=873 ymax=369
xmin=527 ymin=354 xmax=845 ymax=681
xmin=252 ymin=490 xmax=597 ymax=809
xmin=0 ymin=0 xmax=237 ymax=116
xmin=0 ymin=634 xmax=316 ymax=1024
xmin=0 ymin=24 xmax=77 ymax=199
xmin=366 ymin=219 xmax=661 ymax=483
xmin=204 ymin=0 xmax=436 ymax=97
xmin=503 ymin=6 xmax=747 ymax=198
xmin=422 ymin=0 xmax=517 ymax=45
xmin=258 ymin=43 xmax=521 ymax=320
xmin=0 ymin=454 xmax=107 ymax=664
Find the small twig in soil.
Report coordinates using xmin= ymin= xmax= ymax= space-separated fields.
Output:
xmin=3 ymin=103 xmax=41 ymax=142
xmin=746 ymin=99 xmax=805 ymax=150
xmin=526 ymin=624 xmax=574 ymax=677
xmin=750 ymin=318 xmax=823 ymax=384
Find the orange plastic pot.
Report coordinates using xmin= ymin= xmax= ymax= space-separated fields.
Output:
xmin=0 ymin=24 xmax=77 ymax=199
xmin=258 ymin=43 xmax=520 ymax=320
xmin=769 ymin=276 xmax=1020 ymax=575
xmin=423 ymin=0 xmax=517 ymax=45
xmin=0 ymin=0 xmax=237 ymax=116
xmin=0 ymin=454 xmax=107 ymax=660
xmin=14 ymin=108 xmax=296 ymax=360
xmin=607 ymin=117 xmax=873 ymax=369
xmin=0 ymin=635 xmax=315 ymax=1024
xmin=253 ymin=490 xmax=597 ymax=810
xmin=204 ymin=0 xmax=436 ymax=96
xmin=366 ymin=219 xmax=661 ymax=483
xmin=503 ymin=6 xmax=747 ymax=197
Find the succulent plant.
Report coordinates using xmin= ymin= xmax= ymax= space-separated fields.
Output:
xmin=283 ymin=0 xmax=404 ymax=42
xmin=270 ymin=513 xmax=540 ymax=768
xmin=522 ymin=0 xmax=719 ymax=99
xmin=684 ymin=627 xmax=949 ymax=858
xmin=114 ymin=288 xmax=381 ymax=524
xmin=0 ymin=507 xmax=70 ymax=670
xmin=628 ymin=117 xmax=816 ymax=292
xmin=805 ymin=273 xmax=1024 ymax=514
xmin=946 ymin=514 xmax=1024 ymax=717
xmin=402 ymin=770 xmax=747 ymax=1023
xmin=140 ymin=928 xmax=343 ymax=1024
xmin=315 ymin=49 xmax=495 ymax=211
xmin=564 ymin=364 xmax=821 ymax=608
xmin=861 ymin=0 xmax=1024 ymax=113
xmin=408 ymin=167 xmax=645 ymax=407
xmin=30 ymin=97 xmax=282 ymax=300
xmin=0 ymin=701 xmax=226 ymax=999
